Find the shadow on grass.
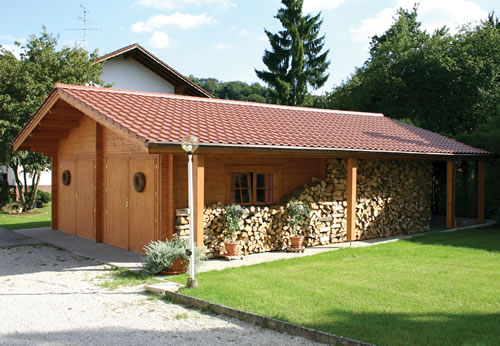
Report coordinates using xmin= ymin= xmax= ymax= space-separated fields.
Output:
xmin=308 ymin=310 xmax=500 ymax=345
xmin=0 ymin=221 xmax=51 ymax=230
xmin=401 ymin=227 xmax=500 ymax=253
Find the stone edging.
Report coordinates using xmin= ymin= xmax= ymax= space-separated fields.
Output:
xmin=162 ymin=290 xmax=373 ymax=345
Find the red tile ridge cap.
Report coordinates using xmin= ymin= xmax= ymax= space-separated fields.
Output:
xmin=54 ymin=83 xmax=385 ymax=117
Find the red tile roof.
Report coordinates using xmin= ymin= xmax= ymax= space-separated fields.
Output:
xmin=18 ymin=84 xmax=494 ymax=157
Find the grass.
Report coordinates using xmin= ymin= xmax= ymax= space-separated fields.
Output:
xmin=99 ymin=267 xmax=164 ymax=290
xmin=0 ymin=203 xmax=52 ymax=230
xmin=169 ymin=228 xmax=500 ymax=345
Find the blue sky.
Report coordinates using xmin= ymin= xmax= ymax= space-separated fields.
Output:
xmin=1 ymin=0 xmax=497 ymax=93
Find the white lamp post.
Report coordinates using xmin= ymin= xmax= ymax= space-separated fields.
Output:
xmin=181 ymin=134 xmax=199 ymax=288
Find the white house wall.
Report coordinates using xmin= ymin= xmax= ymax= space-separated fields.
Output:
xmin=5 ymin=166 xmax=51 ymax=187
xmin=100 ymin=56 xmax=176 ymax=94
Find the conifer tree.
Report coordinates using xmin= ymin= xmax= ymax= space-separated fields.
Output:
xmin=255 ymin=0 xmax=330 ymax=106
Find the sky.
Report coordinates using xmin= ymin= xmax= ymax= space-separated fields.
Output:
xmin=1 ymin=0 xmax=497 ymax=93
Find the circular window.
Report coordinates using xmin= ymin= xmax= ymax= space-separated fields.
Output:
xmin=133 ymin=172 xmax=146 ymax=192
xmin=62 ymin=170 xmax=71 ymax=185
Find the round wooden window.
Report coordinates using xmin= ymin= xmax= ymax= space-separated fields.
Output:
xmin=133 ymin=172 xmax=146 ymax=192
xmin=62 ymin=170 xmax=71 ymax=185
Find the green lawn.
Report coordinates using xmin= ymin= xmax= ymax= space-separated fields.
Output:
xmin=170 ymin=228 xmax=500 ymax=345
xmin=0 ymin=203 xmax=52 ymax=230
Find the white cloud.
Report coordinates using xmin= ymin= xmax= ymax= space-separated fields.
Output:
xmin=214 ymin=43 xmax=233 ymax=49
xmin=351 ymin=0 xmax=488 ymax=50
xmin=149 ymin=31 xmax=170 ymax=48
xmin=131 ymin=13 xmax=217 ymax=32
xmin=239 ymin=29 xmax=249 ymax=36
xmin=135 ymin=0 xmax=235 ymax=10
xmin=303 ymin=0 xmax=344 ymax=13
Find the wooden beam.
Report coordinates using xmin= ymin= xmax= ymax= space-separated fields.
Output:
xmin=446 ymin=160 xmax=457 ymax=229
xmin=148 ymin=145 xmax=494 ymax=162
xmin=94 ymin=124 xmax=104 ymax=242
xmin=51 ymin=154 xmax=59 ymax=230
xmin=193 ymin=154 xmax=205 ymax=248
xmin=174 ymin=85 xmax=187 ymax=95
xmin=38 ymin=119 xmax=80 ymax=128
xmin=347 ymin=158 xmax=357 ymax=241
xmin=477 ymin=160 xmax=485 ymax=224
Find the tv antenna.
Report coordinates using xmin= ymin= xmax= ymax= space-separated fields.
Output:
xmin=65 ymin=4 xmax=100 ymax=50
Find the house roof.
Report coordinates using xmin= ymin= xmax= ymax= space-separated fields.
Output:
xmin=96 ymin=43 xmax=213 ymax=98
xmin=13 ymin=83 xmax=494 ymax=159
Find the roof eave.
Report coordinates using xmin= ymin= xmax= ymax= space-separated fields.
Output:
xmin=146 ymin=141 xmax=496 ymax=160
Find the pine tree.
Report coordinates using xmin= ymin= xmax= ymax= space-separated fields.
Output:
xmin=255 ymin=0 xmax=330 ymax=106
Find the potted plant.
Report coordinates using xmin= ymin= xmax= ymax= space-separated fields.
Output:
xmin=222 ymin=204 xmax=246 ymax=256
xmin=142 ymin=237 xmax=206 ymax=275
xmin=286 ymin=201 xmax=310 ymax=249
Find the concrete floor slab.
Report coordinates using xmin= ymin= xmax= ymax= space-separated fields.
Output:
xmin=13 ymin=227 xmax=144 ymax=269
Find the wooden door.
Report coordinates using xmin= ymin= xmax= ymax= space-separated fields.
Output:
xmin=76 ymin=159 xmax=95 ymax=239
xmin=105 ymin=158 xmax=129 ymax=249
xmin=58 ymin=160 xmax=76 ymax=234
xmin=128 ymin=158 xmax=157 ymax=253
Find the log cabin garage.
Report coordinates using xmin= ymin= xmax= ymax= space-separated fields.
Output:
xmin=13 ymin=84 xmax=494 ymax=254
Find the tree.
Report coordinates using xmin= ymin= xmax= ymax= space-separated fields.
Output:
xmin=189 ymin=76 xmax=272 ymax=103
xmin=255 ymin=0 xmax=330 ymax=106
xmin=0 ymin=27 xmax=105 ymax=211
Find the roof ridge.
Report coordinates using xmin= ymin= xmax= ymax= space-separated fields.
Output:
xmin=54 ymin=83 xmax=385 ymax=117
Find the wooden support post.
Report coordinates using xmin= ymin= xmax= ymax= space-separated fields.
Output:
xmin=167 ymin=154 xmax=174 ymax=240
xmin=160 ymin=154 xmax=174 ymax=241
xmin=94 ymin=124 xmax=104 ymax=242
xmin=446 ymin=160 xmax=457 ymax=229
xmin=193 ymin=154 xmax=205 ymax=248
xmin=347 ymin=158 xmax=357 ymax=241
xmin=319 ymin=158 xmax=327 ymax=180
xmin=477 ymin=160 xmax=485 ymax=224
xmin=51 ymin=154 xmax=59 ymax=230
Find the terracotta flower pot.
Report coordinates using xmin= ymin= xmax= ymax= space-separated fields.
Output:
xmin=224 ymin=241 xmax=240 ymax=256
xmin=289 ymin=235 xmax=304 ymax=249
xmin=160 ymin=258 xmax=188 ymax=275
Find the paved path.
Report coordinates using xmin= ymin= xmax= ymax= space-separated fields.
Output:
xmin=0 ymin=244 xmax=319 ymax=345
xmin=0 ymin=227 xmax=45 ymax=247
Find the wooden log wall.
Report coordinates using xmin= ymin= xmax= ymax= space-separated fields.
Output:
xmin=176 ymin=158 xmax=432 ymax=257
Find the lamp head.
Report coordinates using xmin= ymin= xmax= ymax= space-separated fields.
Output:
xmin=181 ymin=134 xmax=199 ymax=154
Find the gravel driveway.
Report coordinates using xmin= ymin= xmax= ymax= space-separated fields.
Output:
xmin=0 ymin=244 xmax=318 ymax=345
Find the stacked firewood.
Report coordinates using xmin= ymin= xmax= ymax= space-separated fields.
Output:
xmin=354 ymin=160 xmax=432 ymax=240
xmin=175 ymin=158 xmax=432 ymax=257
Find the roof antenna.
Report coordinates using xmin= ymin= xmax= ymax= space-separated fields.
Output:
xmin=65 ymin=4 xmax=100 ymax=50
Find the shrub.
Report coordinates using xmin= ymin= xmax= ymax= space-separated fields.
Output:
xmin=142 ymin=237 xmax=206 ymax=275
xmin=286 ymin=201 xmax=311 ymax=235
xmin=36 ymin=190 xmax=51 ymax=203
xmin=223 ymin=204 xmax=246 ymax=241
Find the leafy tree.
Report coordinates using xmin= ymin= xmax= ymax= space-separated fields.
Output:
xmin=0 ymin=27 xmax=105 ymax=211
xmin=324 ymin=6 xmax=499 ymax=137
xmin=255 ymin=0 xmax=330 ymax=106
xmin=189 ymin=76 xmax=272 ymax=103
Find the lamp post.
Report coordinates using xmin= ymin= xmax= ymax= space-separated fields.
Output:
xmin=181 ymin=134 xmax=199 ymax=288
